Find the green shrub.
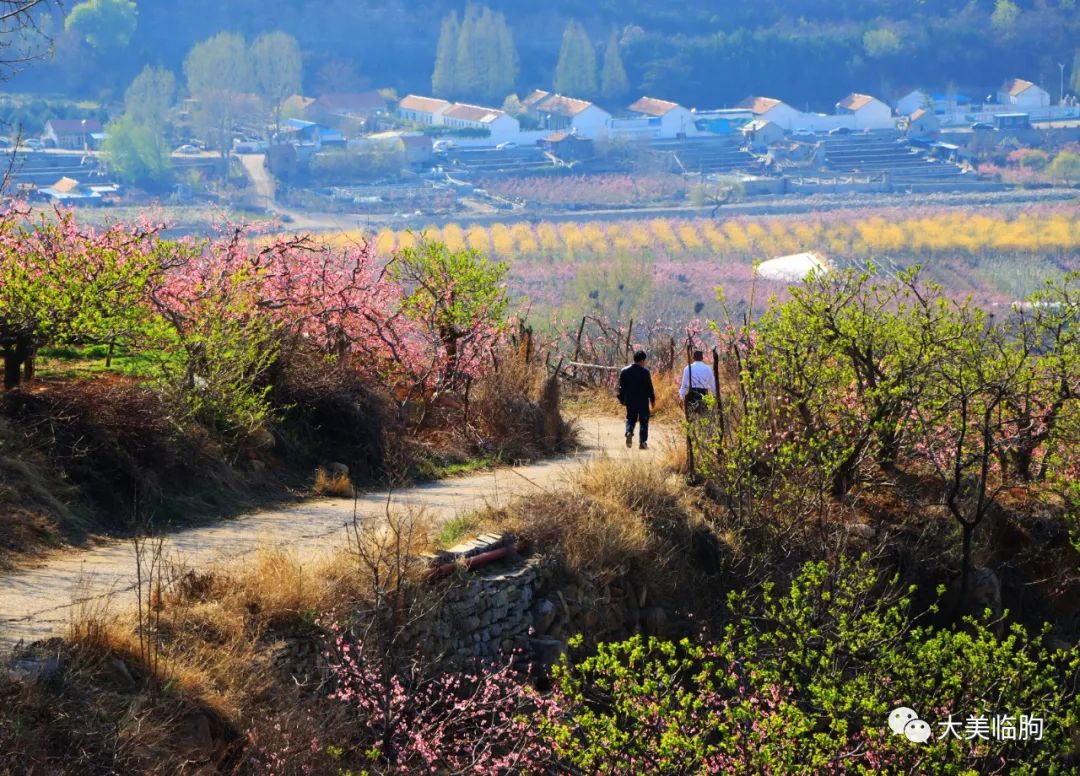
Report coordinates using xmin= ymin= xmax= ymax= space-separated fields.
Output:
xmin=545 ymin=556 xmax=1080 ymax=774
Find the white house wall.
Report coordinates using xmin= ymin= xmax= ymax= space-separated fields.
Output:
xmin=609 ymin=118 xmax=659 ymax=140
xmin=570 ymin=106 xmax=612 ymax=139
xmin=760 ymin=103 xmax=802 ymax=130
xmin=1013 ymin=88 xmax=1050 ymax=108
xmin=851 ymin=101 xmax=894 ymax=129
xmin=660 ymin=107 xmax=696 ymax=138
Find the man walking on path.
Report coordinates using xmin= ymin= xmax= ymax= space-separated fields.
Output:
xmin=619 ymin=350 xmax=656 ymax=449
xmin=679 ymin=349 xmax=713 ymax=416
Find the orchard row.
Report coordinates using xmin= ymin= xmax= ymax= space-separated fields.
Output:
xmin=343 ymin=210 xmax=1080 ymax=264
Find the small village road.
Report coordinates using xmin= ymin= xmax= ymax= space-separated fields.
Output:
xmin=0 ymin=416 xmax=671 ymax=649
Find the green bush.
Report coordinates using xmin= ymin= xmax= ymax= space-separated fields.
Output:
xmin=545 ymin=556 xmax=1080 ymax=774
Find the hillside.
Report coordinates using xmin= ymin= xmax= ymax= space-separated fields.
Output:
xmin=0 ymin=205 xmax=1078 ymax=773
xmin=19 ymin=0 xmax=1080 ymax=111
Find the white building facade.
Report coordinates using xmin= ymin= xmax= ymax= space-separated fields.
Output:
xmin=397 ymin=95 xmax=451 ymax=125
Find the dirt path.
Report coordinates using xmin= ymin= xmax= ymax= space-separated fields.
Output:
xmin=0 ymin=416 xmax=671 ymax=649
xmin=236 ymin=153 xmax=349 ymax=233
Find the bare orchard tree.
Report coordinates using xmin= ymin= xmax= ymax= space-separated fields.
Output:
xmin=0 ymin=1 xmax=58 ymax=191
xmin=0 ymin=1 xmax=53 ymax=74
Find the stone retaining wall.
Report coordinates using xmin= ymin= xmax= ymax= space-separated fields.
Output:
xmin=411 ymin=556 xmax=544 ymax=662
xmin=404 ymin=533 xmax=672 ymax=668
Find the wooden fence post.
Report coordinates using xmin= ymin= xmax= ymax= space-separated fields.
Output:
xmin=684 ymin=335 xmax=696 ymax=483
xmin=571 ymin=316 xmax=586 ymax=379
xmin=712 ymin=346 xmax=726 ymax=442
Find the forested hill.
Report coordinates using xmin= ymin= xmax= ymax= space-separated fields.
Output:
xmin=23 ymin=0 xmax=1080 ymax=110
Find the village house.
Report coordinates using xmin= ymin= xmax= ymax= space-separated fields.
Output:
xmin=895 ymin=89 xmax=972 ymax=116
xmin=440 ymin=103 xmax=520 ymax=140
xmin=906 ymin=108 xmax=940 ymax=138
xmin=835 ymin=93 xmax=893 ymax=129
xmin=307 ymin=91 xmax=387 ymax=128
xmin=740 ymin=119 xmax=784 ymax=151
xmin=626 ymin=96 xmax=695 ymax=138
xmin=350 ymin=131 xmax=432 ymax=168
xmin=895 ymin=89 xmax=931 ymax=117
xmin=524 ymin=90 xmax=611 ymax=139
xmin=279 ymin=118 xmax=345 ymax=149
xmin=997 ymin=78 xmax=1050 ymax=108
xmin=43 ymin=118 xmax=103 ymax=150
xmin=397 ymin=95 xmax=451 ymax=126
xmin=734 ymin=96 xmax=801 ymax=130
xmin=542 ymin=131 xmax=594 ymax=162
xmin=35 ymin=176 xmax=116 ymax=205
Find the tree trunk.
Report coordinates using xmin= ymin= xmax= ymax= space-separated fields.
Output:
xmin=712 ymin=347 xmax=726 ymax=442
xmin=684 ymin=344 xmax=696 ymax=483
xmin=958 ymin=522 xmax=974 ymax=612
xmin=3 ymin=340 xmax=30 ymax=391
xmin=1012 ymin=447 xmax=1034 ymax=482
xmin=876 ymin=425 xmax=901 ymax=469
xmin=3 ymin=347 xmax=21 ymax=390
xmin=22 ymin=346 xmax=34 ymax=382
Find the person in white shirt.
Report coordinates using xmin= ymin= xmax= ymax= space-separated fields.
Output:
xmin=679 ymin=350 xmax=713 ymax=415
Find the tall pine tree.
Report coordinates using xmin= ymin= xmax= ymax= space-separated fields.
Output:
xmin=600 ymin=30 xmax=629 ymax=102
xmin=432 ymin=12 xmax=460 ymax=97
xmin=492 ymin=10 xmax=519 ymax=100
xmin=1071 ymin=47 xmax=1080 ymax=98
xmin=554 ymin=20 xmax=597 ymax=99
xmin=455 ymin=9 xmax=481 ymax=99
xmin=431 ymin=4 xmax=518 ymax=103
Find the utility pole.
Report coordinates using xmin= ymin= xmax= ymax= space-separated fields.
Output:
xmin=1059 ymin=62 xmax=1066 ymax=106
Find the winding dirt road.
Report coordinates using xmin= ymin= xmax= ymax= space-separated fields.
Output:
xmin=0 ymin=416 xmax=669 ymax=649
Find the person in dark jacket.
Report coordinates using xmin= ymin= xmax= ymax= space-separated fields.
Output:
xmin=619 ymin=350 xmax=656 ymax=449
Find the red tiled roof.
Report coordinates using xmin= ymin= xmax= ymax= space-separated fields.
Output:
xmin=837 ymin=93 xmax=878 ymax=111
xmin=1002 ymin=78 xmax=1036 ymax=97
xmin=443 ymin=103 xmax=505 ymax=122
xmin=534 ymin=94 xmax=594 ymax=117
xmin=522 ymin=89 xmax=550 ymax=108
xmin=398 ymin=95 xmax=450 ymax=113
xmin=628 ymin=96 xmax=681 ymax=116
xmin=735 ymin=96 xmax=785 ymax=115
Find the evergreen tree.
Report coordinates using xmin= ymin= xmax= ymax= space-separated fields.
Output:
xmin=472 ymin=6 xmax=497 ymax=93
xmin=1071 ymin=47 xmax=1080 ymax=97
xmin=432 ymin=4 xmax=518 ymax=103
xmin=454 ymin=8 xmax=481 ymax=98
xmin=432 ymin=12 xmax=460 ymax=97
xmin=554 ymin=20 xmax=597 ymax=99
xmin=600 ymin=30 xmax=629 ymax=102
xmin=492 ymin=10 xmax=519 ymax=100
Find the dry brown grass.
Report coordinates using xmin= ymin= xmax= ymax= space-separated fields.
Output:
xmin=313 ymin=467 xmax=355 ymax=498
xmin=650 ymin=368 xmax=681 ymax=418
xmin=471 ymin=358 xmax=578 ymax=460
xmin=4 ymin=452 xmax=723 ymax=772
xmin=17 ymin=510 xmax=438 ymax=774
xmin=475 ymin=457 xmax=706 ymax=592
xmin=563 ymin=367 xmax=681 ymax=422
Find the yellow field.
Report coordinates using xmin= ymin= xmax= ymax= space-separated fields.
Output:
xmin=324 ymin=211 xmax=1080 ymax=262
